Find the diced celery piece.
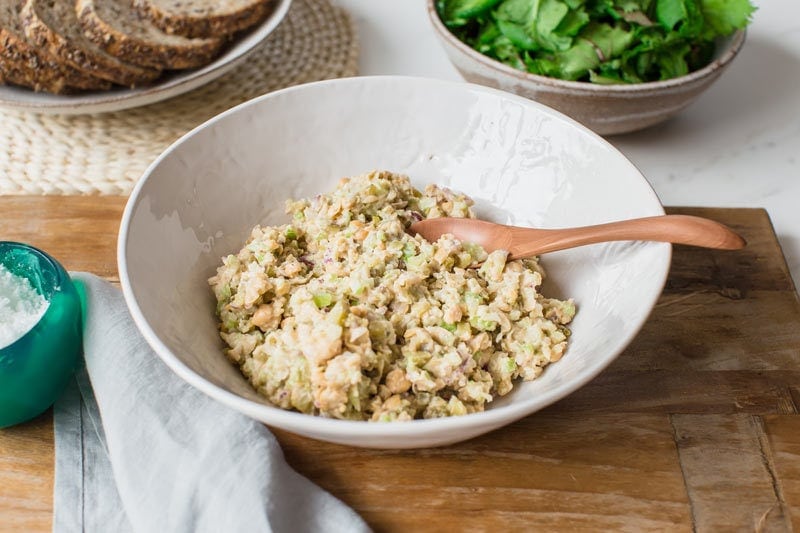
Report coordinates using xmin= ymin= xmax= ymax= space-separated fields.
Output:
xmin=402 ymin=242 xmax=417 ymax=260
xmin=313 ymin=291 xmax=333 ymax=308
xmin=469 ymin=316 xmax=497 ymax=331
xmin=406 ymin=255 xmax=426 ymax=270
xmin=464 ymin=291 xmax=483 ymax=307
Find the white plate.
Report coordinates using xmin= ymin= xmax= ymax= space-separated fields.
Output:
xmin=0 ymin=0 xmax=291 ymax=115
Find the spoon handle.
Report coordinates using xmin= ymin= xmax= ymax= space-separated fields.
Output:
xmin=508 ymin=214 xmax=746 ymax=259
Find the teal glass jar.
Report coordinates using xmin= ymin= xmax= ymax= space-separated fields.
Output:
xmin=0 ymin=242 xmax=83 ymax=428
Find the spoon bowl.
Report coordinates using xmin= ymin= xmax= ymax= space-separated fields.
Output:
xmin=410 ymin=215 xmax=746 ymax=260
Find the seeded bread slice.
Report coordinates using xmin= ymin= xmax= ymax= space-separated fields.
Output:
xmin=133 ymin=0 xmax=273 ymax=39
xmin=76 ymin=0 xmax=224 ymax=70
xmin=0 ymin=0 xmax=110 ymax=92
xmin=0 ymin=55 xmax=75 ymax=92
xmin=20 ymin=0 xmax=161 ymax=87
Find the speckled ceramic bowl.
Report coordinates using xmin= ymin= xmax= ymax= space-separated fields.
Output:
xmin=427 ymin=0 xmax=746 ymax=136
xmin=119 ymin=76 xmax=670 ymax=448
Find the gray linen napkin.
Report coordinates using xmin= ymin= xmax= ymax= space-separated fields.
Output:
xmin=53 ymin=273 xmax=370 ymax=533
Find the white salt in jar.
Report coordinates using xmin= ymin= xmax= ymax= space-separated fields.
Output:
xmin=0 ymin=264 xmax=50 ymax=348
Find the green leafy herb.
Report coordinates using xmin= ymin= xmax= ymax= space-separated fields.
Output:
xmin=437 ymin=0 xmax=755 ymax=83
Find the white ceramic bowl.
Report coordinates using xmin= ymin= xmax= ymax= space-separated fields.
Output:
xmin=119 ymin=76 xmax=670 ymax=448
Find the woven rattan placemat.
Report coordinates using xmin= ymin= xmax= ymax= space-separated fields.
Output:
xmin=0 ymin=0 xmax=358 ymax=195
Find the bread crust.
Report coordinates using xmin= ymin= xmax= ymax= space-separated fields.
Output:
xmin=133 ymin=0 xmax=274 ymax=39
xmin=1 ymin=29 xmax=112 ymax=92
xmin=0 ymin=53 xmax=72 ymax=93
xmin=0 ymin=0 xmax=110 ymax=92
xmin=76 ymin=0 xmax=224 ymax=70
xmin=20 ymin=0 xmax=161 ymax=88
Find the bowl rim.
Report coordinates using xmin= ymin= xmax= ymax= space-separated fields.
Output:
xmin=425 ymin=0 xmax=746 ymax=95
xmin=118 ymin=75 xmax=671 ymax=440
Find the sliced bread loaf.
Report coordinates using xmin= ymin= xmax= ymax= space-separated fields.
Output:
xmin=1 ymin=0 xmax=110 ymax=92
xmin=133 ymin=0 xmax=273 ymax=39
xmin=76 ymin=0 xmax=224 ymax=70
xmin=20 ymin=0 xmax=161 ymax=87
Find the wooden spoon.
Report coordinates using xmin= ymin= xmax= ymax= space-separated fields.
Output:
xmin=409 ymin=214 xmax=746 ymax=260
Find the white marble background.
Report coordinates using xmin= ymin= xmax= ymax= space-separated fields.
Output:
xmin=336 ymin=0 xmax=800 ymax=292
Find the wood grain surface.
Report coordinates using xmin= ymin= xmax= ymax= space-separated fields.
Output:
xmin=0 ymin=199 xmax=798 ymax=532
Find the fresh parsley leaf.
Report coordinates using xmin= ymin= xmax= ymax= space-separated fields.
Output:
xmin=583 ymin=20 xmax=635 ymax=60
xmin=656 ymin=0 xmax=704 ymax=37
xmin=700 ymin=0 xmax=756 ymax=38
xmin=494 ymin=35 xmax=530 ymax=69
xmin=440 ymin=0 xmax=504 ymax=26
xmin=555 ymin=5 xmax=591 ymax=37
xmin=495 ymin=0 xmax=577 ymax=51
xmin=536 ymin=0 xmax=575 ymax=50
xmin=656 ymin=0 xmax=689 ymax=30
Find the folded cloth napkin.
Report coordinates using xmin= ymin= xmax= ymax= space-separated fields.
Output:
xmin=53 ymin=273 xmax=371 ymax=533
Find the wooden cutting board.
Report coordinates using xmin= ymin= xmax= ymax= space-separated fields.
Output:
xmin=1 ymin=197 xmax=798 ymax=532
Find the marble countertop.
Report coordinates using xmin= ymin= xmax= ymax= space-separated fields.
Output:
xmin=337 ymin=0 xmax=800 ymax=291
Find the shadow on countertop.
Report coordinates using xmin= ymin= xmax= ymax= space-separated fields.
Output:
xmin=611 ymin=36 xmax=800 ymax=145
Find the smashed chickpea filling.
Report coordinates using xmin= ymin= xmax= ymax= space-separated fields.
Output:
xmin=209 ymin=171 xmax=575 ymax=421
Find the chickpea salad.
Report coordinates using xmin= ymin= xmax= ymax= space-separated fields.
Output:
xmin=209 ymin=171 xmax=575 ymax=421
